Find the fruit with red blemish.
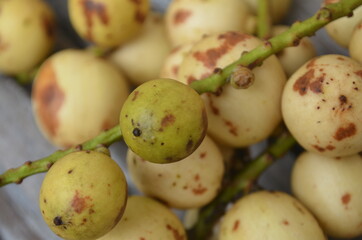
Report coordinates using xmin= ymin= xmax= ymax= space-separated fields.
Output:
xmin=291 ymin=151 xmax=362 ymax=238
xmin=107 ymin=12 xmax=172 ymax=86
xmin=98 ymin=195 xmax=186 ymax=240
xmin=282 ymin=54 xmax=362 ymax=157
xmin=323 ymin=0 xmax=362 ymax=48
xmin=126 ymin=135 xmax=224 ymax=209
xmin=164 ymin=0 xmax=256 ymax=47
xmin=349 ymin=21 xmax=362 ymax=63
xmin=31 ymin=49 xmax=130 ymax=148
xmin=177 ymin=31 xmax=286 ymax=147
xmin=68 ymin=0 xmax=149 ymax=47
xmin=0 ymin=0 xmax=55 ymax=75
xmin=39 ymin=149 xmax=128 ymax=240
xmin=119 ymin=78 xmax=207 ymax=163
xmin=218 ymin=191 xmax=326 ymax=240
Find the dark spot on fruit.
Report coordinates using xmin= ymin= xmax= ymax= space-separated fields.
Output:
xmin=293 ymin=69 xmax=315 ymax=95
xmin=193 ymin=32 xmax=249 ymax=70
xmin=161 ymin=114 xmax=176 ymax=127
xmin=309 ymin=77 xmax=324 ymax=94
xmin=306 ymin=58 xmax=317 ymax=68
xmin=68 ymin=169 xmax=73 ymax=174
xmin=166 ymin=224 xmax=185 ymax=240
xmin=326 ymin=145 xmax=335 ymax=150
xmin=172 ymin=65 xmax=179 ymax=76
xmin=207 ymin=94 xmax=219 ymax=115
xmin=233 ymin=220 xmax=240 ymax=231
xmin=355 ymin=70 xmax=362 ymax=78
xmin=199 ymin=152 xmax=207 ymax=158
xmin=33 ymin=60 xmax=64 ymax=137
xmin=132 ymin=91 xmax=140 ymax=101
xmin=43 ymin=198 xmax=47 ymax=203
xmin=161 ymin=142 xmax=164 ymax=146
xmin=337 ymin=56 xmax=346 ymax=61
xmin=192 ymin=184 xmax=207 ymax=195
xmin=194 ymin=174 xmax=200 ymax=181
xmin=224 ymin=119 xmax=238 ymax=136
xmin=80 ymin=0 xmax=109 ymax=41
xmin=41 ymin=14 xmax=55 ymax=38
xmin=282 ymin=220 xmax=289 ymax=225
xmin=53 ymin=216 xmax=63 ymax=226
xmin=173 ymin=9 xmax=192 ymax=25
xmin=334 ymin=123 xmax=356 ymax=141
xmin=71 ymin=190 xmax=92 ymax=214
xmin=341 ymin=193 xmax=351 ymax=206
xmin=339 ymin=95 xmax=347 ymax=105
xmin=133 ymin=128 xmax=142 ymax=137
xmin=186 ymin=139 xmax=193 ymax=153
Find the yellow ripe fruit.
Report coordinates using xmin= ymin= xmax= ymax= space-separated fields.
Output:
xmin=68 ymin=0 xmax=149 ymax=47
xmin=39 ymin=150 xmax=128 ymax=240
xmin=120 ymin=78 xmax=207 ymax=163
xmin=0 ymin=0 xmax=55 ymax=75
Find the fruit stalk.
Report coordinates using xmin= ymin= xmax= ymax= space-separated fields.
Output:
xmin=0 ymin=0 xmax=361 ymax=187
xmin=190 ymin=0 xmax=362 ymax=94
xmin=0 ymin=125 xmax=122 ymax=187
xmin=257 ymin=0 xmax=272 ymax=39
xmin=187 ymin=131 xmax=297 ymax=239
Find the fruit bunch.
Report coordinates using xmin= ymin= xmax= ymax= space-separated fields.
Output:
xmin=1 ymin=0 xmax=362 ymax=240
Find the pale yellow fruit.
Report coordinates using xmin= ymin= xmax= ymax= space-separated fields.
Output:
xmin=219 ymin=191 xmax=326 ymax=240
xmin=165 ymin=0 xmax=256 ymax=47
xmin=282 ymin=54 xmax=362 ymax=157
xmin=127 ymin=135 xmax=224 ymax=209
xmin=349 ymin=21 xmax=362 ymax=63
xmin=272 ymin=25 xmax=317 ymax=77
xmin=68 ymin=0 xmax=149 ymax=47
xmin=159 ymin=42 xmax=195 ymax=80
xmin=242 ymin=0 xmax=291 ymax=23
xmin=39 ymin=150 xmax=128 ymax=240
xmin=0 ymin=0 xmax=55 ymax=75
xmin=32 ymin=49 xmax=129 ymax=148
xmin=292 ymin=151 xmax=362 ymax=238
xmin=178 ymin=31 xmax=286 ymax=147
xmin=119 ymin=78 xmax=207 ymax=163
xmin=98 ymin=195 xmax=187 ymax=240
xmin=108 ymin=12 xmax=171 ymax=86
xmin=324 ymin=1 xmax=362 ymax=48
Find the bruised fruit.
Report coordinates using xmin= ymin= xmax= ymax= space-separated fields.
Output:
xmin=31 ymin=49 xmax=129 ymax=148
xmin=98 ymin=195 xmax=187 ymax=240
xmin=68 ymin=0 xmax=149 ymax=47
xmin=282 ymin=54 xmax=362 ymax=157
xmin=120 ymin=78 xmax=207 ymax=163
xmin=39 ymin=149 xmax=128 ymax=240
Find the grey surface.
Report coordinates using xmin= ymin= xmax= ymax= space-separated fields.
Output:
xmin=0 ymin=0 xmax=358 ymax=239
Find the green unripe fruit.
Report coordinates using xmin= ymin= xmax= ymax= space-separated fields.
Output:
xmin=120 ymin=78 xmax=207 ymax=163
xmin=39 ymin=149 xmax=128 ymax=240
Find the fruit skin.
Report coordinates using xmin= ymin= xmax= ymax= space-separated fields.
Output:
xmin=126 ymin=135 xmax=224 ymax=209
xmin=68 ymin=0 xmax=149 ymax=47
xmin=282 ymin=54 xmax=362 ymax=157
xmin=120 ymin=78 xmax=207 ymax=164
xmin=292 ymin=151 xmax=362 ymax=238
xmin=0 ymin=0 xmax=55 ymax=75
xmin=39 ymin=150 xmax=128 ymax=240
xmin=349 ymin=21 xmax=362 ymax=64
xmin=98 ymin=195 xmax=187 ymax=240
xmin=219 ymin=191 xmax=326 ymax=240
xmin=31 ymin=49 xmax=129 ymax=148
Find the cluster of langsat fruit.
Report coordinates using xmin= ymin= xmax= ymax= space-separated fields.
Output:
xmin=1 ymin=0 xmax=362 ymax=239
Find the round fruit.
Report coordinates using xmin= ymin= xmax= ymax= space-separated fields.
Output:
xmin=177 ymin=31 xmax=286 ymax=147
xmin=165 ymin=0 xmax=255 ymax=47
xmin=108 ymin=12 xmax=171 ymax=86
xmin=349 ymin=21 xmax=362 ymax=63
xmin=68 ymin=0 xmax=149 ymax=47
xmin=98 ymin=195 xmax=187 ymax=240
xmin=292 ymin=151 xmax=362 ymax=238
xmin=282 ymin=54 xmax=362 ymax=157
xmin=39 ymin=149 xmax=128 ymax=240
xmin=127 ymin=135 xmax=224 ymax=209
xmin=219 ymin=191 xmax=326 ymax=240
xmin=0 ymin=0 xmax=55 ymax=75
xmin=31 ymin=49 xmax=130 ymax=148
xmin=120 ymin=78 xmax=207 ymax=163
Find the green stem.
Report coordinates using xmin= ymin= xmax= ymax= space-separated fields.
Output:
xmin=190 ymin=0 xmax=362 ymax=94
xmin=187 ymin=132 xmax=297 ymax=239
xmin=0 ymin=125 xmax=122 ymax=187
xmin=257 ymin=0 xmax=272 ymax=39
